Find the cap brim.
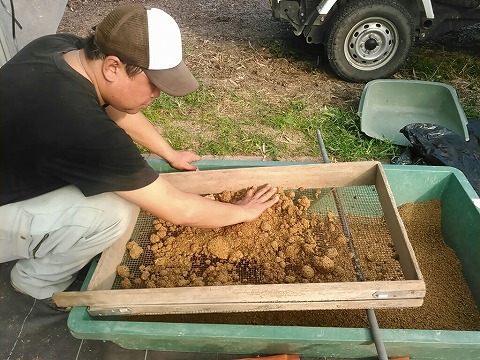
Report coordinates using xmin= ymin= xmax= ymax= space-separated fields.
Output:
xmin=144 ymin=61 xmax=199 ymax=96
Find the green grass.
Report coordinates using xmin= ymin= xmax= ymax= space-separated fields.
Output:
xmin=312 ymin=108 xmax=399 ymax=162
xmin=143 ymin=93 xmax=399 ymax=162
xmin=141 ymin=43 xmax=479 ymax=162
xmin=403 ymin=49 xmax=480 ymax=82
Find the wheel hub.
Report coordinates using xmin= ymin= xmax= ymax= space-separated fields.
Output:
xmin=344 ymin=17 xmax=399 ymax=70
xmin=364 ymin=37 xmax=379 ymax=51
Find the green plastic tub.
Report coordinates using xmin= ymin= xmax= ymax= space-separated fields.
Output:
xmin=358 ymin=79 xmax=469 ymax=146
xmin=68 ymin=161 xmax=480 ymax=360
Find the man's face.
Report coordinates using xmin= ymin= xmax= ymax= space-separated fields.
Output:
xmin=107 ymin=64 xmax=161 ymax=114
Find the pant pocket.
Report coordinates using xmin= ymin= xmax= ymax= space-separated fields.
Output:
xmin=28 ymin=206 xmax=103 ymax=258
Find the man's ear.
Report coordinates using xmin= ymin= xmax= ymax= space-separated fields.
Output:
xmin=102 ymin=55 xmax=122 ymax=82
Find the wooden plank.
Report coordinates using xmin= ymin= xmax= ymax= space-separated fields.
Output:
xmin=53 ymin=280 xmax=425 ymax=308
xmin=159 ymin=162 xmax=379 ymax=194
xmin=375 ymin=166 xmax=424 ymax=281
xmin=87 ymin=298 xmax=425 ymax=316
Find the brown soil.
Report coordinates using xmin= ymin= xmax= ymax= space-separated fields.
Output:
xmin=120 ymin=199 xmax=480 ymax=331
xmin=117 ymin=187 xmax=402 ymax=289
xmin=117 ymin=184 xmax=410 ymax=290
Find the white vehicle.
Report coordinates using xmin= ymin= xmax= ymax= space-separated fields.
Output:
xmin=270 ymin=0 xmax=480 ymax=81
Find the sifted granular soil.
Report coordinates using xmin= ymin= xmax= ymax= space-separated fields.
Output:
xmin=119 ymin=197 xmax=480 ymax=331
xmin=373 ymin=199 xmax=480 ymax=331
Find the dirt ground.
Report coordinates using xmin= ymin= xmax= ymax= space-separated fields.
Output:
xmin=59 ymin=0 xmax=366 ymax=109
xmin=58 ymin=0 xmax=480 ymax=116
xmin=59 ymin=0 xmax=480 ymax=117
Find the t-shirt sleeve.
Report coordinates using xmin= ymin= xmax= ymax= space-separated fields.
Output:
xmin=39 ymin=128 xmax=159 ymax=196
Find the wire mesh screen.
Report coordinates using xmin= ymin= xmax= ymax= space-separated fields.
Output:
xmin=112 ymin=185 xmax=405 ymax=290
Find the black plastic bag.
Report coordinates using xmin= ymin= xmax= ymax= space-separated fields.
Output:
xmin=398 ymin=121 xmax=480 ymax=195
xmin=391 ymin=146 xmax=427 ymax=165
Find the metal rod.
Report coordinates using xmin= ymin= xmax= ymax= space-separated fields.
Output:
xmin=315 ymin=130 xmax=363 ymax=278
xmin=315 ymin=129 xmax=388 ymax=360
xmin=367 ymin=308 xmax=389 ymax=360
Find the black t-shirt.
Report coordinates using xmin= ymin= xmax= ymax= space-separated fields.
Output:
xmin=0 ymin=34 xmax=158 ymax=206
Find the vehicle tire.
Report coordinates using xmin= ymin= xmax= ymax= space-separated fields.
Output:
xmin=326 ymin=0 xmax=414 ymax=82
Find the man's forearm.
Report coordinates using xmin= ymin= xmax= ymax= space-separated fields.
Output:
xmin=116 ymin=177 xmax=278 ymax=228
xmin=116 ymin=176 xmax=248 ymax=228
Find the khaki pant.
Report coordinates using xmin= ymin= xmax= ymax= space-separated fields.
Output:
xmin=0 ymin=186 xmax=139 ymax=299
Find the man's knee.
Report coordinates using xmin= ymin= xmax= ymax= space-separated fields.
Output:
xmin=89 ymin=192 xmax=139 ymax=229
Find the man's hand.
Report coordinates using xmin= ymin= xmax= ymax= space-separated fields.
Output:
xmin=168 ymin=150 xmax=201 ymax=171
xmin=234 ymin=184 xmax=279 ymax=222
